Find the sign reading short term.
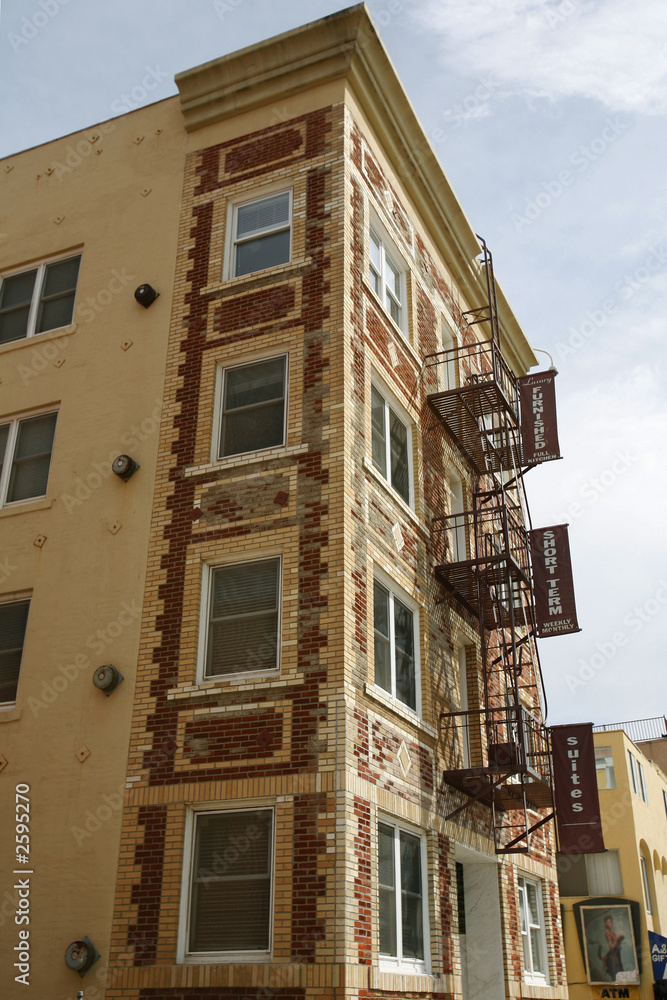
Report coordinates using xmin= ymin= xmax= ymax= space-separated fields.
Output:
xmin=551 ymin=723 xmax=604 ymax=853
xmin=529 ymin=524 xmax=580 ymax=637
xmin=519 ymin=370 xmax=561 ymax=465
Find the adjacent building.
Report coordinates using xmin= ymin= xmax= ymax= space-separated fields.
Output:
xmin=1 ymin=7 xmax=576 ymax=1000
xmin=558 ymin=718 xmax=667 ymax=1000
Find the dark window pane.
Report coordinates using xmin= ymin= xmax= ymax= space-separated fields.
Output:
xmin=220 ymin=357 xmax=286 ymax=457
xmin=0 ymin=600 xmax=30 ymax=703
xmin=41 ymin=256 xmax=80 ymax=298
xmin=7 ymin=413 xmax=57 ymax=503
xmin=0 ymin=423 xmax=8 ymax=480
xmin=389 ymin=408 xmax=409 ymax=502
xmin=0 ymin=269 xmax=37 ymax=308
xmin=221 ymin=403 xmax=285 ymax=457
xmin=378 ymin=824 xmax=396 ymax=956
xmin=0 ymin=269 xmax=36 ymax=344
xmin=371 ymin=386 xmax=386 ymax=475
xmin=400 ymin=832 xmax=423 ymax=959
xmin=225 ymin=357 xmax=284 ymax=410
xmin=36 ymin=257 xmax=80 ymax=333
xmin=556 ymin=852 xmax=588 ymax=896
xmin=37 ymin=294 xmax=76 ymax=333
xmin=235 ymin=230 xmax=290 ymax=277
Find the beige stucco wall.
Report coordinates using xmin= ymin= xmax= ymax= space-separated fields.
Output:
xmin=561 ymin=731 xmax=667 ymax=1000
xmin=0 ymin=97 xmax=186 ymax=999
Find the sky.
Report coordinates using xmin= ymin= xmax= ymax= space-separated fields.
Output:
xmin=1 ymin=0 xmax=666 ymax=730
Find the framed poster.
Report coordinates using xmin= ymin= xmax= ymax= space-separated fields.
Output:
xmin=582 ymin=905 xmax=640 ymax=985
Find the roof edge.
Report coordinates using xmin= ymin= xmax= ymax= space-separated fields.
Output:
xmin=175 ymin=4 xmax=536 ymax=371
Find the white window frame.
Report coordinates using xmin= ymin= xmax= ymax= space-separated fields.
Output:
xmin=0 ymin=409 xmax=58 ymax=509
xmin=0 ymin=254 xmax=81 ymax=344
xmin=637 ymin=760 xmax=648 ymax=803
xmin=370 ymin=378 xmax=414 ymax=508
xmin=377 ymin=816 xmax=431 ymax=974
xmin=628 ymin=750 xmax=638 ymax=794
xmin=594 ymin=746 xmax=616 ymax=790
xmin=212 ymin=354 xmax=288 ymax=462
xmin=368 ymin=218 xmax=407 ymax=333
xmin=640 ymin=855 xmax=653 ymax=914
xmin=372 ymin=567 xmax=421 ymax=716
xmin=225 ymin=189 xmax=292 ymax=280
xmin=178 ymin=804 xmax=275 ymax=963
xmin=518 ymin=875 xmax=549 ymax=986
xmin=0 ymin=598 xmax=30 ymax=705
xmin=439 ymin=315 xmax=459 ymax=392
xmin=196 ymin=555 xmax=282 ymax=685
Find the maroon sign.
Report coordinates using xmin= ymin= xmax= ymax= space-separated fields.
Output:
xmin=519 ymin=370 xmax=561 ymax=465
xmin=530 ymin=524 xmax=580 ymax=637
xmin=551 ymin=723 xmax=605 ymax=853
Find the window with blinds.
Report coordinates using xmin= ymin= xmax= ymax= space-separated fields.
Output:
xmin=0 ymin=412 xmax=57 ymax=507
xmin=232 ymin=192 xmax=291 ymax=278
xmin=0 ymin=255 xmax=80 ymax=344
xmin=205 ymin=558 xmax=280 ymax=679
xmin=218 ymin=356 xmax=286 ymax=458
xmin=0 ymin=599 xmax=30 ymax=703
xmin=187 ymin=808 xmax=273 ymax=954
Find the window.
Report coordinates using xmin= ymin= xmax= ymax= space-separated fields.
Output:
xmin=217 ymin=356 xmax=286 ymax=459
xmin=231 ymin=192 xmax=291 ymax=278
xmin=518 ymin=876 xmax=548 ymax=984
xmin=595 ymin=746 xmax=616 ymax=789
xmin=638 ymin=760 xmax=648 ymax=802
xmin=557 ymin=851 xmax=624 ymax=897
xmin=373 ymin=577 xmax=418 ymax=712
xmin=0 ymin=412 xmax=58 ymax=507
xmin=587 ymin=851 xmax=623 ymax=895
xmin=369 ymin=227 xmax=405 ymax=328
xmin=0 ymin=600 xmax=30 ymax=703
xmin=371 ymin=384 xmax=411 ymax=505
xmin=556 ymin=852 xmax=588 ymax=897
xmin=202 ymin=558 xmax=280 ymax=680
xmin=439 ymin=318 xmax=458 ymax=392
xmin=0 ymin=255 xmax=80 ymax=345
xmin=640 ymin=855 xmax=652 ymax=913
xmin=628 ymin=750 xmax=638 ymax=793
xmin=184 ymin=807 xmax=273 ymax=957
xmin=378 ymin=820 xmax=428 ymax=971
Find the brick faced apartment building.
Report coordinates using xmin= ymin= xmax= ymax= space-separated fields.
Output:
xmin=0 ymin=6 xmax=569 ymax=1000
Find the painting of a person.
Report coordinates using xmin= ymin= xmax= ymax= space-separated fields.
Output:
xmin=602 ymin=915 xmax=624 ymax=980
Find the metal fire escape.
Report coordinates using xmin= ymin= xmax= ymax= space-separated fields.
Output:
xmin=426 ymin=238 xmax=554 ymax=854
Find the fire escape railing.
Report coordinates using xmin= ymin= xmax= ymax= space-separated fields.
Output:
xmin=429 ymin=240 xmax=554 ymax=853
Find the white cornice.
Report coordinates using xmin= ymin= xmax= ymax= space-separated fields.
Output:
xmin=175 ymin=4 xmax=536 ymax=373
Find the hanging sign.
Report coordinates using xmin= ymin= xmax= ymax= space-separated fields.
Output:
xmin=530 ymin=524 xmax=580 ymax=637
xmin=519 ymin=370 xmax=561 ymax=465
xmin=551 ymin=723 xmax=605 ymax=853
xmin=649 ymin=931 xmax=667 ymax=981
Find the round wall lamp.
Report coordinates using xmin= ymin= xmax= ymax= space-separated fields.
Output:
xmin=134 ymin=283 xmax=159 ymax=308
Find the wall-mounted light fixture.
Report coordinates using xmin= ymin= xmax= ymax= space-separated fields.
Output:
xmin=112 ymin=455 xmax=139 ymax=481
xmin=92 ymin=664 xmax=124 ymax=696
xmin=134 ymin=283 xmax=159 ymax=308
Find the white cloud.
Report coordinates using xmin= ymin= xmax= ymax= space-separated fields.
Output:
xmin=411 ymin=0 xmax=667 ymax=115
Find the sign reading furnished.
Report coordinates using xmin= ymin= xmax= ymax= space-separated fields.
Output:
xmin=551 ymin=723 xmax=605 ymax=854
xmin=530 ymin=524 xmax=580 ymax=637
xmin=519 ymin=369 xmax=561 ymax=465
